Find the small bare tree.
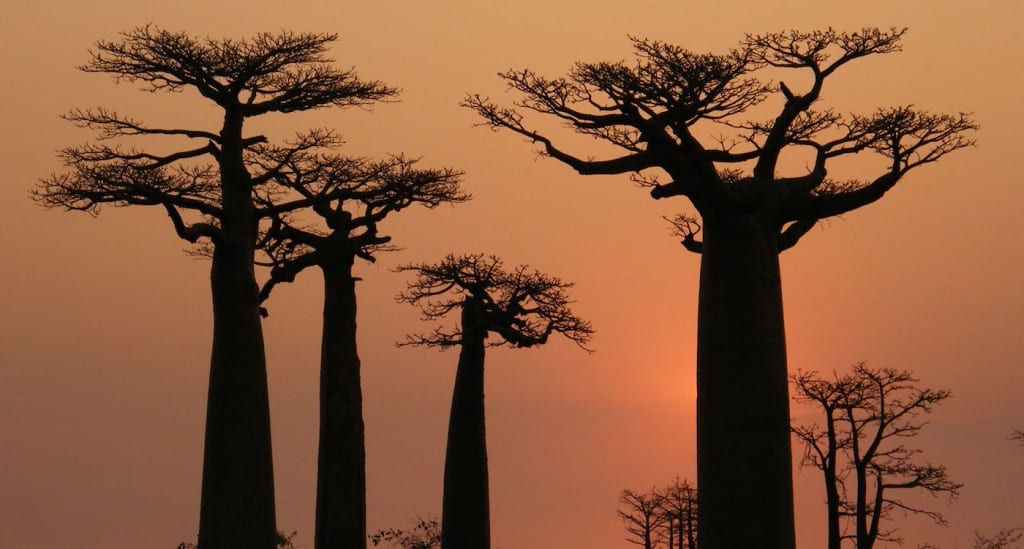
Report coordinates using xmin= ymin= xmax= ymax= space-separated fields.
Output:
xmin=658 ymin=478 xmax=698 ymax=549
xmin=793 ymin=363 xmax=962 ymax=548
xmin=619 ymin=488 xmax=668 ymax=549
xmin=397 ymin=253 xmax=592 ymax=549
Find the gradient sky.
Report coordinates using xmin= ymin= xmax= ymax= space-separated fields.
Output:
xmin=2 ymin=1 xmax=1022 ymax=548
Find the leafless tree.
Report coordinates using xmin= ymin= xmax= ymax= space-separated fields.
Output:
xmin=620 ymin=488 xmax=669 ymax=549
xmin=256 ymin=150 xmax=466 ymax=549
xmin=658 ymin=478 xmax=698 ymax=549
xmin=33 ymin=26 xmax=395 ymax=548
xmin=396 ymin=254 xmax=592 ymax=549
xmin=464 ymin=28 xmax=976 ymax=548
xmin=793 ymin=363 xmax=962 ymax=548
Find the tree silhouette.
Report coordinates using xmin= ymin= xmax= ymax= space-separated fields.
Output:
xmin=792 ymin=363 xmax=962 ymax=548
xmin=369 ymin=518 xmax=442 ymax=549
xmin=396 ymin=254 xmax=593 ymax=549
xmin=464 ymin=28 xmax=976 ymax=548
xmin=256 ymin=153 xmax=466 ymax=549
xmin=33 ymin=27 xmax=395 ymax=548
xmin=658 ymin=478 xmax=698 ymax=549
xmin=619 ymin=488 xmax=668 ymax=549
xmin=620 ymin=479 xmax=698 ymax=549
xmin=1012 ymin=429 xmax=1024 ymax=447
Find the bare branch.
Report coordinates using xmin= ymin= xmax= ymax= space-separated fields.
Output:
xmin=665 ymin=213 xmax=702 ymax=254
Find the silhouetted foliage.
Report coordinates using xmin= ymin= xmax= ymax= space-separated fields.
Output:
xmin=397 ymin=254 xmax=594 ymax=350
xmin=254 ymin=149 xmax=465 ymax=549
xmin=466 ymin=27 xmax=976 ymax=549
xmin=397 ymin=253 xmax=592 ymax=549
xmin=34 ymin=26 xmax=395 ymax=549
xmin=370 ymin=518 xmax=442 ymax=549
xmin=792 ymin=363 xmax=962 ymax=549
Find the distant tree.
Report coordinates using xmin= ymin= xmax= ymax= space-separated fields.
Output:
xmin=619 ymin=488 xmax=668 ymax=549
xmin=257 ymin=151 xmax=466 ymax=549
xmin=1012 ymin=429 xmax=1024 ymax=447
xmin=658 ymin=478 xmax=698 ymax=549
xmin=792 ymin=363 xmax=962 ymax=548
xmin=34 ymin=26 xmax=395 ymax=548
xmin=369 ymin=518 xmax=442 ymax=549
xmin=397 ymin=254 xmax=593 ymax=549
xmin=466 ymin=28 xmax=976 ymax=548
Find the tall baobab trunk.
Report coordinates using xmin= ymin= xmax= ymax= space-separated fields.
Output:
xmin=441 ymin=301 xmax=490 ymax=549
xmin=199 ymin=110 xmax=277 ymax=549
xmin=315 ymin=255 xmax=367 ymax=549
xmin=695 ymin=214 xmax=795 ymax=549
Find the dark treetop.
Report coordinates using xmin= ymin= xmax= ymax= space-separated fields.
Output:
xmin=396 ymin=253 xmax=594 ymax=350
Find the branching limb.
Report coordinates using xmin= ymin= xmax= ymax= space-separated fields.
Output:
xmin=781 ymin=107 xmax=976 ymax=221
xmin=665 ymin=213 xmax=702 ymax=254
xmin=63 ymin=107 xmax=222 ymax=142
xmin=162 ymin=203 xmax=222 ymax=243
xmin=777 ymin=218 xmax=817 ymax=251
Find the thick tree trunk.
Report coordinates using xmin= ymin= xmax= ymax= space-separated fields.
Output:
xmin=198 ymin=109 xmax=277 ymax=549
xmin=695 ymin=214 xmax=795 ymax=549
xmin=315 ymin=257 xmax=367 ymax=549
xmin=198 ymin=238 xmax=277 ymax=548
xmin=441 ymin=302 xmax=490 ymax=549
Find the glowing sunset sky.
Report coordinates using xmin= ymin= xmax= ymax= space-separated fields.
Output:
xmin=2 ymin=1 xmax=1021 ymax=547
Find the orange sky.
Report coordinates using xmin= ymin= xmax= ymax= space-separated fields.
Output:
xmin=2 ymin=2 xmax=1022 ymax=547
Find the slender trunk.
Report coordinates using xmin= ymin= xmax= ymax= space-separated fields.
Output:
xmin=198 ymin=109 xmax=276 ymax=549
xmin=686 ymin=509 xmax=696 ymax=549
xmin=441 ymin=301 xmax=490 ymax=549
xmin=695 ymin=214 xmax=795 ymax=549
xmin=315 ymin=256 xmax=366 ymax=549
xmin=825 ymin=413 xmax=842 ymax=549
xmin=855 ymin=463 xmax=869 ymax=548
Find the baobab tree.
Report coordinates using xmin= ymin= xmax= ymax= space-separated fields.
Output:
xmin=792 ymin=363 xmax=961 ymax=548
xmin=33 ymin=27 xmax=395 ymax=548
xmin=257 ymin=152 xmax=466 ymax=549
xmin=396 ymin=254 xmax=593 ymax=549
xmin=464 ymin=28 xmax=976 ymax=548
